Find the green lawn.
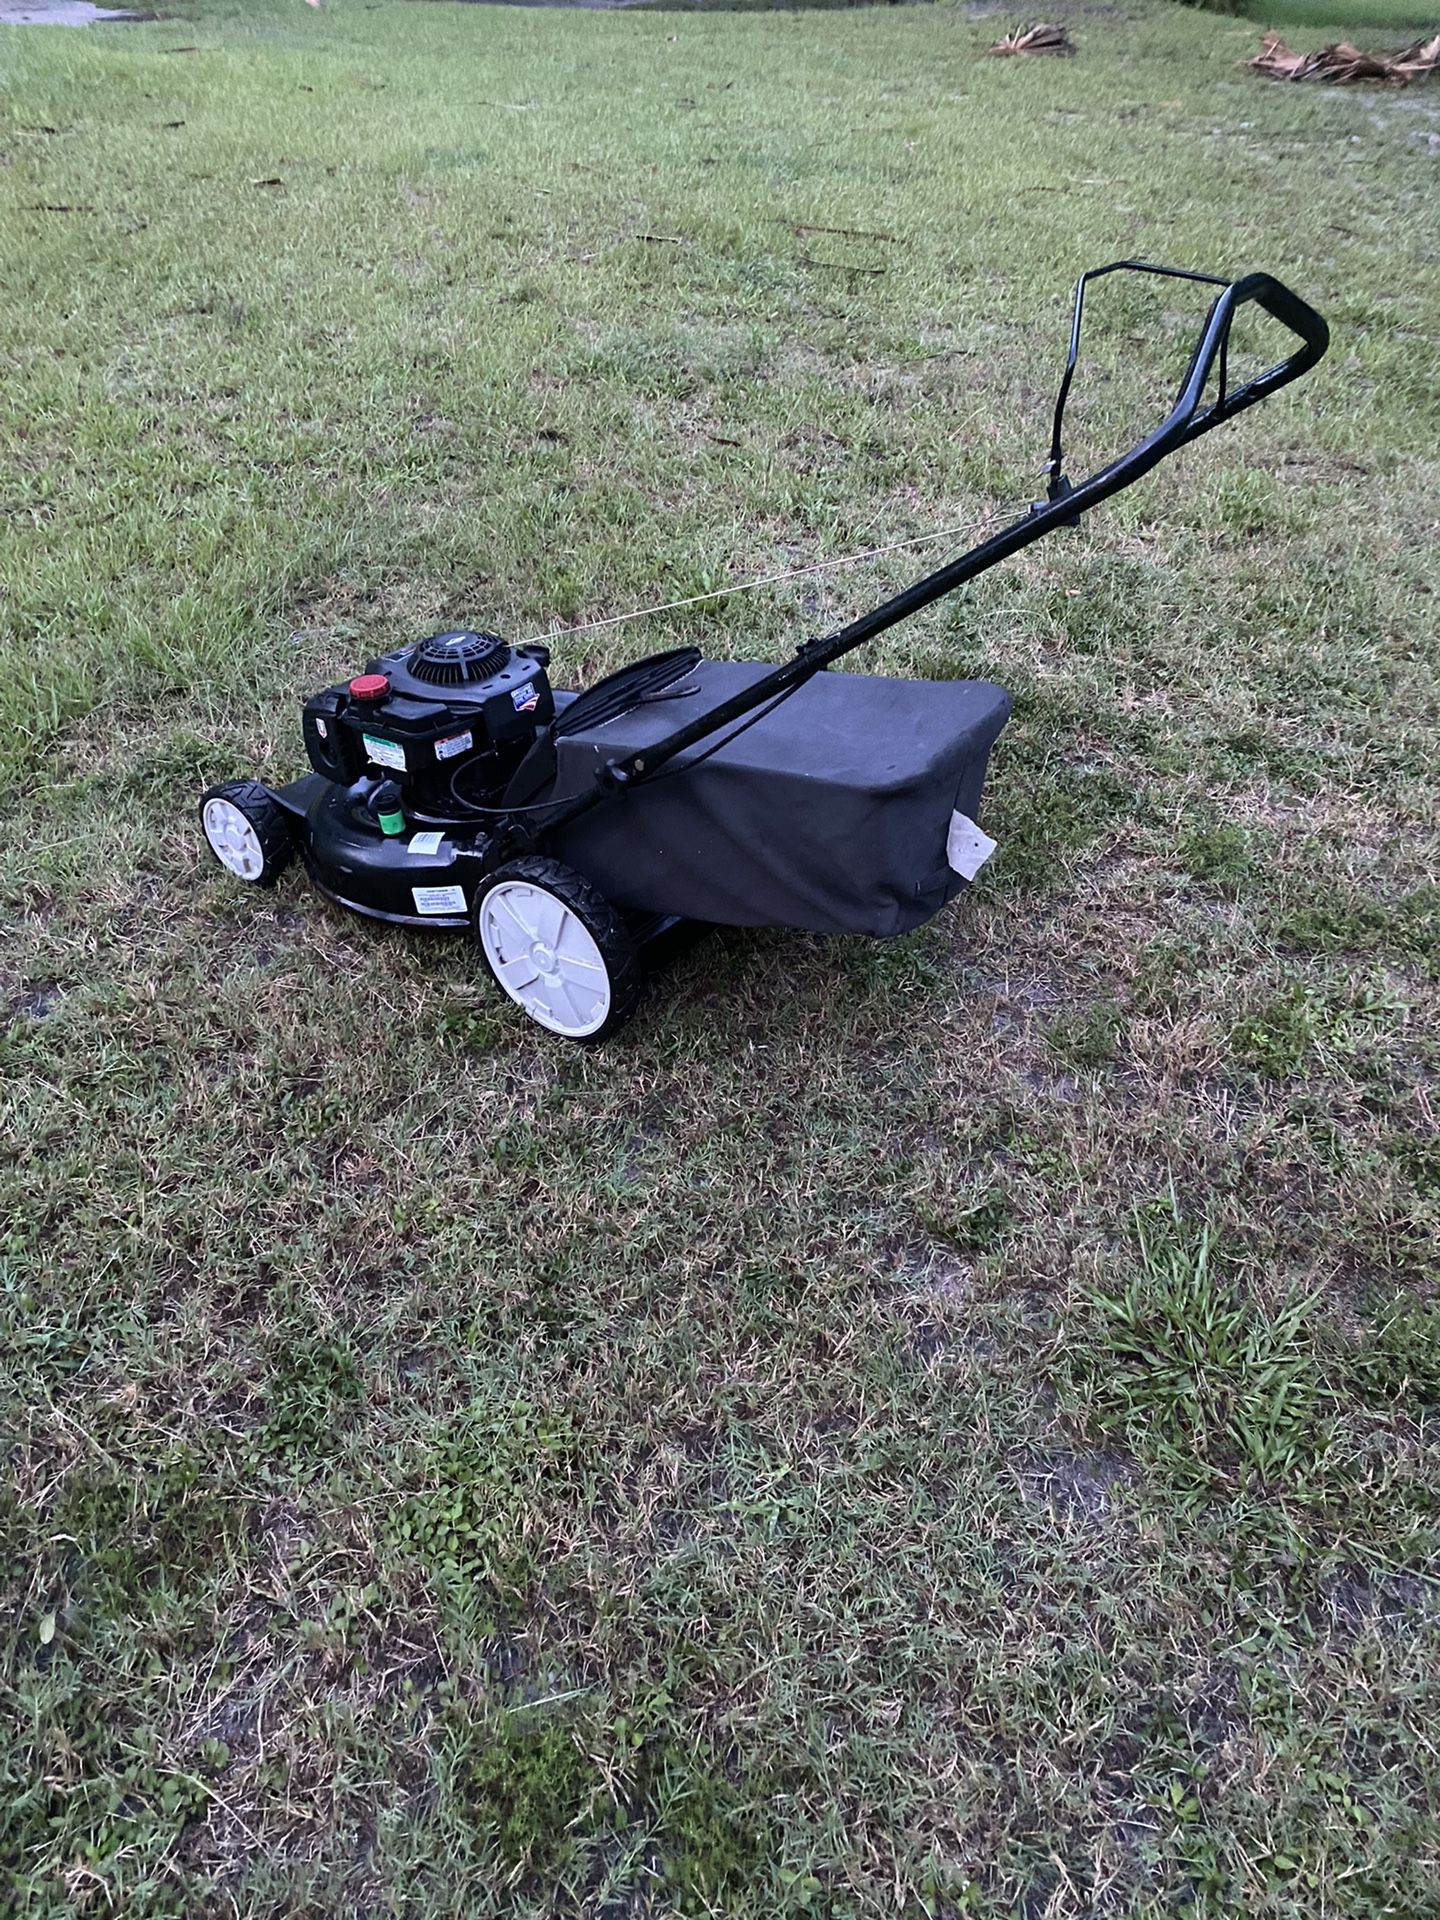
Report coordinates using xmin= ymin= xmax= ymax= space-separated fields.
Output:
xmin=2 ymin=1 xmax=1438 ymax=1914
xmin=1250 ymin=0 xmax=1439 ymax=32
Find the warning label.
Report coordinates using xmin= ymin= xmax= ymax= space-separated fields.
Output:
xmin=411 ymin=884 xmax=467 ymax=916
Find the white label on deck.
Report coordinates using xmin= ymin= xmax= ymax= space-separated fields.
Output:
xmin=411 ymin=884 xmax=467 ymax=916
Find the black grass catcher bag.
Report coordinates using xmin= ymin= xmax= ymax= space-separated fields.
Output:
xmin=547 ymin=661 xmax=1011 ymax=937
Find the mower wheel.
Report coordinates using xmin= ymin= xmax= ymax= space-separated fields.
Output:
xmin=474 ymin=856 xmax=640 ymax=1042
xmin=199 ymin=781 xmax=294 ymax=887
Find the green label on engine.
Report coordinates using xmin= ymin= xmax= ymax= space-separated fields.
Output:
xmin=363 ymin=733 xmax=407 ymax=772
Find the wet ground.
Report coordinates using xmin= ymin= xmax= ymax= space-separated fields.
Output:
xmin=1 ymin=1 xmax=155 ymax=22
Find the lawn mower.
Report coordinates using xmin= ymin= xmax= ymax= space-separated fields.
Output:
xmin=199 ymin=262 xmax=1328 ymax=1040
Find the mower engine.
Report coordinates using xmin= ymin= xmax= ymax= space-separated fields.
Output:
xmin=303 ymin=629 xmax=555 ymax=817
xmin=195 ymin=628 xmax=569 ymax=936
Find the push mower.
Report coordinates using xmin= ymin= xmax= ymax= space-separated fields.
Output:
xmin=199 ymin=263 xmax=1328 ymax=1040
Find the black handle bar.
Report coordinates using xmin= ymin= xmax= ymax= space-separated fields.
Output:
xmin=1043 ymin=260 xmax=1330 ymax=511
xmin=548 ymin=263 xmax=1329 ymax=807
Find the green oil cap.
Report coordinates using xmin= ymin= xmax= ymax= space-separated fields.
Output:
xmin=372 ymin=779 xmax=405 ymax=837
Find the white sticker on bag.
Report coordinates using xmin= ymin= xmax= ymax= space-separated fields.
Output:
xmin=408 ymin=831 xmax=445 ymax=858
xmin=946 ymin=812 xmax=997 ymax=882
xmin=434 ymin=729 xmax=473 ymax=762
xmin=362 ymin=733 xmax=407 ymax=772
xmin=412 ymin=884 xmax=467 ymax=916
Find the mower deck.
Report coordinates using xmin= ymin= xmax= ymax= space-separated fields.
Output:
xmin=274 ymin=773 xmax=479 ymax=928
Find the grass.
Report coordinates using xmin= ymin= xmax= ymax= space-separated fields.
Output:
xmin=1070 ymin=1202 xmax=1328 ymax=1495
xmin=1242 ymin=0 xmax=1440 ymax=34
xmin=1 ymin=0 xmax=1438 ymax=1913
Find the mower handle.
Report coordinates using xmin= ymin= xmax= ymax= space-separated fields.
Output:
xmin=544 ymin=262 xmax=1329 ymax=809
xmin=1043 ymin=260 xmax=1330 ymax=509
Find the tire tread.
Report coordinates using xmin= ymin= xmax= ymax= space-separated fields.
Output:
xmin=199 ymin=780 xmax=294 ymax=887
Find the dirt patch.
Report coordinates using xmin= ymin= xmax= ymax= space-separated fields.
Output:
xmin=1021 ymin=1449 xmax=1131 ymax=1524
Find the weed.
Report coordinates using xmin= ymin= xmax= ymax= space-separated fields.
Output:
xmin=989 ymin=755 xmax=1137 ymax=892
xmin=445 ymin=1705 xmax=780 ymax=1911
xmin=1046 ymin=998 xmax=1124 ymax=1069
xmin=391 ymin=1403 xmax=579 ymax=1594
xmin=258 ymin=1335 xmax=363 ymax=1467
xmin=1353 ymin=1293 xmax=1440 ymax=1409
xmin=450 ymin=1715 xmax=601 ymax=1885
xmin=1230 ymin=981 xmax=1405 ymax=1078
xmin=1382 ymin=1128 xmax=1440 ymax=1203
xmin=918 ymin=1183 xmax=1012 ymax=1252
xmin=1075 ymin=1207 xmax=1327 ymax=1495
xmin=1179 ymin=821 xmax=1262 ymax=896
xmin=1128 ymin=939 xmax=1199 ymax=1013
xmin=53 ymin=1450 xmax=246 ymax=1599
xmin=1275 ymin=883 xmax=1439 ymax=976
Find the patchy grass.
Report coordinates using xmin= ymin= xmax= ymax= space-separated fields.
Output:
xmin=1 ymin=0 xmax=1438 ymax=1915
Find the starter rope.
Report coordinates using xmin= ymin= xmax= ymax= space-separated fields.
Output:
xmin=521 ymin=504 xmax=1022 ymax=647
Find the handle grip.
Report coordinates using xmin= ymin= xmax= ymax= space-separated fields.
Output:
xmin=1185 ymin=270 xmax=1330 ymax=431
xmin=1046 ymin=260 xmax=1329 ymax=504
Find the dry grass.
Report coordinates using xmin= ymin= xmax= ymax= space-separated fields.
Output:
xmin=1 ymin=0 xmax=1438 ymax=1914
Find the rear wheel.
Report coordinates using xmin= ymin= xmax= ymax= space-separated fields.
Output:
xmin=474 ymin=856 xmax=639 ymax=1042
xmin=199 ymin=781 xmax=293 ymax=887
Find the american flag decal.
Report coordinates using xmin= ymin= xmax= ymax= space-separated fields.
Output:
xmin=511 ymin=683 xmax=539 ymax=713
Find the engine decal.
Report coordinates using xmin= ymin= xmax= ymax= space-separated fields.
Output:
xmin=411 ymin=884 xmax=467 ymax=916
xmin=362 ymin=733 xmax=407 ymax=772
xmin=511 ymin=683 xmax=539 ymax=713
xmin=434 ymin=728 xmax=473 ymax=761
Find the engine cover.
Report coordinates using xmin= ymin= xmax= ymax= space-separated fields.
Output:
xmin=302 ymin=631 xmax=554 ymax=816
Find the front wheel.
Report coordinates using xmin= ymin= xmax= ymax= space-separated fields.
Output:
xmin=199 ymin=781 xmax=294 ymax=887
xmin=473 ymin=856 xmax=640 ymax=1042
